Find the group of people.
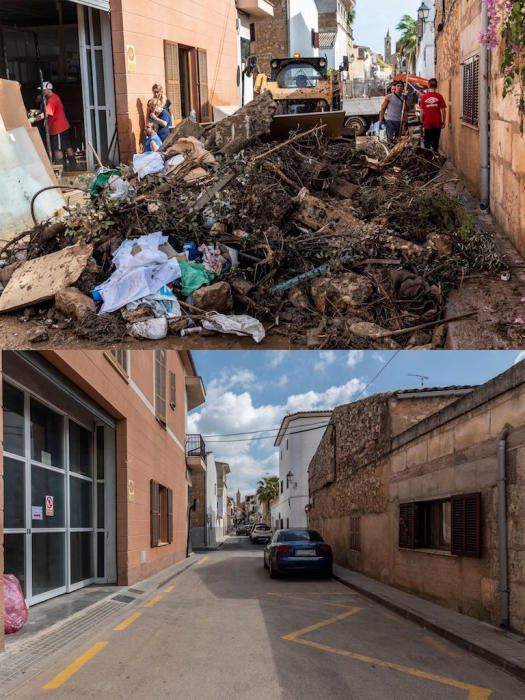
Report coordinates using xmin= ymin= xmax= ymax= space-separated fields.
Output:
xmin=143 ymin=84 xmax=173 ymax=152
xmin=379 ymin=77 xmax=447 ymax=153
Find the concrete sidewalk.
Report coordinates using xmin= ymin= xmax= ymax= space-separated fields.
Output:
xmin=334 ymin=564 xmax=525 ymax=682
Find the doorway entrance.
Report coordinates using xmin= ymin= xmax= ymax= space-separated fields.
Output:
xmin=0 ymin=0 xmax=118 ymax=169
xmin=3 ymin=378 xmax=116 ymax=605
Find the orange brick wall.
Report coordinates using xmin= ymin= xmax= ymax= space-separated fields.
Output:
xmin=110 ymin=0 xmax=240 ymax=160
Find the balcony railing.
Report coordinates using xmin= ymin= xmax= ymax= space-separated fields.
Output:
xmin=186 ymin=434 xmax=206 ymax=458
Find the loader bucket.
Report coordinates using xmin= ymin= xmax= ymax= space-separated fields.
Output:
xmin=269 ymin=110 xmax=346 ymax=140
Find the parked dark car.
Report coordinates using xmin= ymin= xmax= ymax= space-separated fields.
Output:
xmin=250 ymin=523 xmax=272 ymax=543
xmin=236 ymin=523 xmax=251 ymax=536
xmin=263 ymin=529 xmax=332 ymax=578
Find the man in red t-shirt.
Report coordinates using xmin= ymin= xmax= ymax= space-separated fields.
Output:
xmin=419 ymin=78 xmax=447 ymax=153
xmin=36 ymin=81 xmax=77 ymax=170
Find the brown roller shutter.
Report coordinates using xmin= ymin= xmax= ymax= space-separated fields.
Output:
xmin=164 ymin=41 xmax=182 ymax=121
xmin=151 ymin=480 xmax=161 ymax=547
xmin=197 ymin=48 xmax=210 ymax=122
xmin=399 ymin=502 xmax=417 ymax=548
xmin=451 ymin=493 xmax=481 ymax=557
xmin=167 ymin=488 xmax=174 ymax=544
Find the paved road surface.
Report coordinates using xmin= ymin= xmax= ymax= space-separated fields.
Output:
xmin=9 ymin=537 xmax=525 ymax=699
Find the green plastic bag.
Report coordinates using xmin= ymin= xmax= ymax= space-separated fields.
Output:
xmin=89 ymin=168 xmax=121 ymax=200
xmin=179 ymin=261 xmax=215 ymax=296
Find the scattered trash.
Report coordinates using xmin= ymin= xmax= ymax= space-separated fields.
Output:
xmin=201 ymin=312 xmax=265 ymax=343
xmin=132 ymin=152 xmax=164 ymax=179
xmin=129 ymin=317 xmax=169 ymax=339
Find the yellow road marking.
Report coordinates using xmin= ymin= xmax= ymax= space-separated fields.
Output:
xmin=145 ymin=594 xmax=164 ymax=608
xmin=282 ymin=608 xmax=491 ymax=700
xmin=164 ymin=584 xmax=176 ymax=593
xmin=197 ymin=555 xmax=209 ymax=567
xmin=43 ymin=641 xmax=108 ymax=690
xmin=384 ymin=611 xmax=410 ymax=626
xmin=424 ymin=635 xmax=460 ymax=658
xmin=267 ymin=592 xmax=357 ymax=610
xmin=114 ymin=613 xmax=142 ymax=631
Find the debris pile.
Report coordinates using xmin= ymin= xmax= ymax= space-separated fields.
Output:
xmin=0 ymin=94 xmax=503 ymax=347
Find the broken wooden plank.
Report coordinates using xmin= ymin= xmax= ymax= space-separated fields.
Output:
xmin=0 ymin=243 xmax=93 ymax=313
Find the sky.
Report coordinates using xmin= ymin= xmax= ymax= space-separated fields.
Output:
xmin=353 ymin=0 xmax=422 ymax=55
xmin=189 ymin=351 xmax=524 ymax=498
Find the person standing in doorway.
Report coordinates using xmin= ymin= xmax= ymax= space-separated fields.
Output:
xmin=379 ymin=80 xmax=408 ymax=144
xmin=35 ymin=82 xmax=77 ymax=170
xmin=420 ymin=78 xmax=447 ymax=152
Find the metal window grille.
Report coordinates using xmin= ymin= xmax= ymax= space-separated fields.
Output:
xmin=461 ymin=55 xmax=479 ymax=126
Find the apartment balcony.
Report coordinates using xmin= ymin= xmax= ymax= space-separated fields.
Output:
xmin=186 ymin=434 xmax=207 ymax=473
xmin=185 ymin=375 xmax=206 ymax=411
xmin=237 ymin=0 xmax=274 ymax=19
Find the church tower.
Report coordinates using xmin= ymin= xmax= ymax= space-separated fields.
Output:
xmin=385 ymin=29 xmax=392 ymax=63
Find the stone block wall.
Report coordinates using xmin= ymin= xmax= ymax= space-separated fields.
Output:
xmin=253 ymin=0 xmax=289 ymax=76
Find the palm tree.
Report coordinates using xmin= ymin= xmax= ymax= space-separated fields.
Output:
xmin=256 ymin=476 xmax=279 ymax=525
xmin=396 ymin=15 xmax=418 ymax=73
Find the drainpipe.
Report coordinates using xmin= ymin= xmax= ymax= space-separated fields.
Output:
xmin=479 ymin=1 xmax=490 ymax=210
xmin=497 ymin=426 xmax=510 ymax=628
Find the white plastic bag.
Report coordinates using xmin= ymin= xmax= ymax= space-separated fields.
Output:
xmin=132 ymin=152 xmax=164 ymax=179
xmin=129 ymin=317 xmax=168 ymax=339
xmin=95 ymin=232 xmax=182 ymax=314
xmin=202 ymin=313 xmax=265 ymax=343
xmin=125 ymin=285 xmax=181 ymax=320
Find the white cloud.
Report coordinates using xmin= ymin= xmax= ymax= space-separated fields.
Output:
xmin=346 ymin=350 xmax=364 ymax=368
xmin=514 ymin=351 xmax=525 ymax=365
xmin=189 ymin=376 xmax=367 ymax=495
xmin=372 ymin=352 xmax=387 ymax=364
xmin=314 ymin=350 xmax=337 ymax=372
xmin=268 ymin=351 xmax=288 ymax=368
xmin=274 ymin=374 xmax=289 ymax=388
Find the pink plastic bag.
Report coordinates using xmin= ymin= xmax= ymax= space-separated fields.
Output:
xmin=3 ymin=574 xmax=28 ymax=634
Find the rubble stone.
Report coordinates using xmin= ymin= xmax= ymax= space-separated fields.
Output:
xmin=310 ymin=272 xmax=372 ymax=314
xmin=193 ymin=281 xmax=233 ymax=312
xmin=426 ymin=232 xmax=454 ymax=256
xmin=27 ymin=326 xmax=48 ymax=343
xmin=55 ymin=287 xmax=96 ymax=322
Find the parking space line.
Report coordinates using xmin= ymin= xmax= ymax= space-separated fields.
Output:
xmin=281 ymin=606 xmax=491 ymax=700
xmin=424 ymin=636 xmax=460 ymax=658
xmin=267 ymin=592 xmax=358 ymax=610
xmin=164 ymin=584 xmax=176 ymax=593
xmin=114 ymin=613 xmax=142 ymax=632
xmin=197 ymin=555 xmax=209 ymax=567
xmin=43 ymin=641 xmax=108 ymax=690
xmin=145 ymin=594 xmax=164 ymax=608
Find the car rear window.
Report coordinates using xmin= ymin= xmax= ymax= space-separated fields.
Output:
xmin=278 ymin=530 xmax=323 ymax=542
xmin=255 ymin=525 xmax=270 ymax=530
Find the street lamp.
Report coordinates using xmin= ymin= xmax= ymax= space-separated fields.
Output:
xmin=417 ymin=2 xmax=430 ymax=40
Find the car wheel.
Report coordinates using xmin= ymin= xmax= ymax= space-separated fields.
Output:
xmin=269 ymin=559 xmax=279 ymax=579
xmin=345 ymin=115 xmax=368 ymax=137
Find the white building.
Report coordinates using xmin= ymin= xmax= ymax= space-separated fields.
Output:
xmin=271 ymin=411 xmax=332 ymax=530
xmin=216 ymin=461 xmax=230 ymax=541
xmin=315 ymin=0 xmax=354 ymax=71
xmin=236 ymin=1 xmax=274 ymax=106
xmin=416 ymin=3 xmax=435 ymax=78
xmin=289 ymin=0 xmax=320 ymax=57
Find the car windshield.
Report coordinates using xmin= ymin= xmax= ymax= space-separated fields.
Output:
xmin=277 ymin=63 xmax=323 ymax=89
xmin=278 ymin=530 xmax=323 ymax=542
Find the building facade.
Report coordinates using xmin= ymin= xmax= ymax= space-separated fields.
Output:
xmin=0 ymin=349 xmax=205 ymax=651
xmin=416 ymin=3 xmax=435 ymax=78
xmin=309 ymin=370 xmax=525 ymax=634
xmin=435 ymin=0 xmax=525 ymax=256
xmin=271 ymin=411 xmax=332 ymax=530
xmin=0 ymin=0 xmax=258 ymax=167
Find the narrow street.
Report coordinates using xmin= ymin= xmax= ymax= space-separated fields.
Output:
xmin=7 ymin=537 xmax=525 ymax=700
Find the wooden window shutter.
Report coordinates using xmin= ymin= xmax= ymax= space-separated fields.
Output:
xmin=399 ymin=502 xmax=417 ymax=548
xmin=197 ymin=49 xmax=210 ymax=122
xmin=169 ymin=370 xmax=176 ymax=408
xmin=151 ymin=480 xmax=161 ymax=547
xmin=451 ymin=493 xmax=481 ymax=557
xmin=167 ymin=488 xmax=174 ymax=544
xmin=164 ymin=41 xmax=182 ymax=121
xmin=472 ymin=55 xmax=480 ymax=126
xmin=155 ymin=350 xmax=167 ymax=425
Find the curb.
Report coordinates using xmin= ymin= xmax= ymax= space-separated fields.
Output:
xmin=334 ymin=573 xmax=525 ymax=684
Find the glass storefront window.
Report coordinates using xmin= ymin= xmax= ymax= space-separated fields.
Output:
xmin=69 ymin=421 xmax=93 ymax=477
xmin=31 ymin=465 xmax=65 ymax=528
xmin=3 ymin=382 xmax=25 ymax=456
xmin=4 ymin=457 xmax=25 ymax=528
xmin=31 ymin=398 xmax=63 ymax=468
xmin=32 ymin=533 xmax=66 ymax=596
xmin=71 ymin=532 xmax=93 ymax=584
xmin=70 ymin=477 xmax=93 ymax=529
xmin=4 ymin=534 xmax=26 ymax=596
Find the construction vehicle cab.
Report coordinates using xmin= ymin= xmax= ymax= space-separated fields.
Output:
xmin=255 ymin=56 xmax=342 ymax=115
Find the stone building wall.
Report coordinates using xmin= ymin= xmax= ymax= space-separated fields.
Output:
xmin=253 ymin=0 xmax=289 ymax=76
xmin=309 ymin=363 xmax=525 ymax=633
xmin=435 ymin=0 xmax=525 ymax=256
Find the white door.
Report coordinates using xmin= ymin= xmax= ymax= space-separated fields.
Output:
xmin=77 ymin=5 xmax=118 ymax=168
